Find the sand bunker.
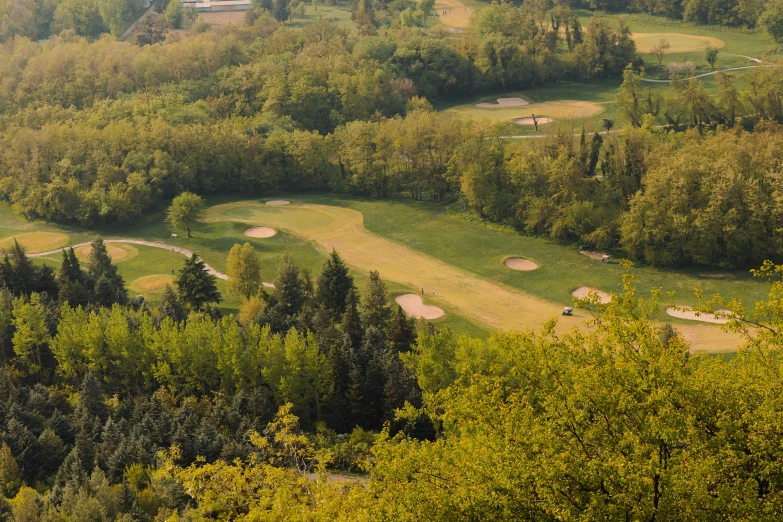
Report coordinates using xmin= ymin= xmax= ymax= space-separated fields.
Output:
xmin=579 ymin=250 xmax=609 ymax=261
xmin=515 ymin=117 xmax=553 ymax=125
xmin=76 ymin=243 xmax=138 ymax=263
xmin=245 ymin=227 xmax=276 ymax=238
xmin=504 ymin=257 xmax=538 ymax=271
xmin=572 ymin=286 xmax=612 ymax=304
xmin=476 ymin=97 xmax=529 ymax=108
xmin=666 ymin=307 xmax=733 ymax=324
xmin=0 ymin=232 xmax=68 ymax=254
xmin=265 ymin=200 xmax=290 ymax=206
xmin=633 ymin=33 xmax=725 ymax=53
xmin=130 ymin=274 xmax=176 ymax=293
xmin=395 ymin=294 xmax=444 ymax=320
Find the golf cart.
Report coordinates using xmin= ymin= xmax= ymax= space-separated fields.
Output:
xmin=562 ymin=306 xmax=573 ymax=316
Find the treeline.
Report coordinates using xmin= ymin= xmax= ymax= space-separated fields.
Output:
xmin=579 ymin=0 xmax=772 ymax=29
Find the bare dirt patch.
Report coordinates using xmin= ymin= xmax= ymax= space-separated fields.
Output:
xmin=476 ymin=97 xmax=529 ymax=108
xmin=579 ymin=250 xmax=609 ymax=261
xmin=395 ymin=294 xmax=445 ymax=320
xmin=666 ymin=307 xmax=733 ymax=324
xmin=572 ymin=286 xmax=612 ymax=304
xmin=130 ymin=274 xmax=176 ymax=293
xmin=76 ymin=244 xmax=139 ymax=264
xmin=198 ymin=11 xmax=246 ymax=26
xmin=515 ymin=117 xmax=553 ymax=125
xmin=504 ymin=257 xmax=538 ymax=271
xmin=0 ymin=232 xmax=68 ymax=254
xmin=244 ymin=227 xmax=276 ymax=238
xmin=265 ymin=200 xmax=290 ymax=206
xmin=633 ymin=33 xmax=726 ymax=53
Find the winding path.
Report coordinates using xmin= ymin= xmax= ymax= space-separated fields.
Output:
xmin=639 ymin=65 xmax=762 ymax=83
xmin=30 ymin=239 xmax=230 ymax=280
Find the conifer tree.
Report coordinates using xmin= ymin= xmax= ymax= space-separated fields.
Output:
xmin=86 ymin=239 xmax=127 ymax=307
xmin=361 ymin=270 xmax=391 ymax=330
xmin=57 ymin=248 xmax=89 ymax=307
xmin=316 ymin=250 xmax=353 ymax=320
xmin=158 ymin=284 xmax=185 ymax=322
xmin=340 ymin=287 xmax=363 ymax=352
xmin=388 ymin=305 xmax=416 ymax=353
xmin=272 ymin=254 xmax=306 ymax=320
xmin=175 ymin=254 xmax=221 ymax=311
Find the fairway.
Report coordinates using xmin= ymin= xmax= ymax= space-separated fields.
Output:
xmin=433 ymin=0 xmax=472 ymax=28
xmin=205 ymin=200 xmax=749 ymax=351
xmin=76 ymin=243 xmax=139 ymax=263
xmin=206 ymin=201 xmax=573 ymax=333
xmin=446 ymin=99 xmax=604 ymax=123
xmin=633 ymin=32 xmax=725 ymax=53
xmin=130 ymin=274 xmax=176 ymax=294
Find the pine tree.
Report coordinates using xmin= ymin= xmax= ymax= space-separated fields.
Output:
xmin=86 ymin=239 xmax=127 ymax=307
xmin=388 ymin=305 xmax=416 ymax=353
xmin=74 ymin=373 xmax=109 ymax=431
xmin=325 ymin=342 xmax=352 ymax=432
xmin=175 ymin=254 xmax=221 ymax=311
xmin=588 ymin=132 xmax=603 ymax=176
xmin=57 ymin=248 xmax=88 ymax=307
xmin=361 ymin=270 xmax=391 ymax=330
xmin=316 ymin=250 xmax=354 ymax=320
xmin=272 ymin=254 xmax=306 ymax=320
xmin=340 ymin=287 xmax=363 ymax=352
xmin=158 ymin=284 xmax=185 ymax=322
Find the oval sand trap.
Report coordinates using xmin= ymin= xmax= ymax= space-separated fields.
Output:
xmin=245 ymin=227 xmax=276 ymax=238
xmin=476 ymin=97 xmax=529 ymax=108
xmin=0 ymin=232 xmax=68 ymax=254
xmin=633 ymin=33 xmax=725 ymax=53
xmin=572 ymin=286 xmax=612 ymax=304
xmin=504 ymin=257 xmax=538 ymax=271
xmin=76 ymin=243 xmax=138 ymax=264
xmin=130 ymin=274 xmax=176 ymax=293
xmin=265 ymin=200 xmax=290 ymax=206
xmin=395 ymin=294 xmax=444 ymax=320
xmin=666 ymin=307 xmax=732 ymax=324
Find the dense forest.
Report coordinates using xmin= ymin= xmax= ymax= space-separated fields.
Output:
xmin=2 ymin=232 xmax=783 ymax=518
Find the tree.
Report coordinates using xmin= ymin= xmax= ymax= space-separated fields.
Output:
xmin=316 ymin=250 xmax=353 ymax=320
xmin=164 ymin=0 xmax=183 ymax=28
xmin=388 ymin=305 xmax=416 ymax=353
xmin=705 ymin=45 xmax=719 ymax=69
xmin=272 ymin=0 xmax=288 ymax=21
xmin=176 ymin=254 xmax=221 ymax=311
xmin=361 ymin=271 xmax=391 ymax=330
xmin=159 ymin=284 xmax=185 ymax=322
xmin=184 ymin=4 xmax=198 ymax=23
xmin=650 ymin=37 xmax=670 ymax=66
xmin=760 ymin=0 xmax=783 ymax=42
xmin=226 ymin=243 xmax=262 ymax=299
xmin=12 ymin=294 xmax=50 ymax=376
xmin=166 ymin=192 xmax=205 ymax=238
xmin=86 ymin=239 xmax=127 ymax=307
xmin=340 ymin=287 xmax=363 ymax=351
xmin=57 ymin=248 xmax=89 ymax=307
xmin=134 ymin=13 xmax=168 ymax=45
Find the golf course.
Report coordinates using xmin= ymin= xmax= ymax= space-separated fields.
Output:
xmin=3 ymin=195 xmax=767 ymax=353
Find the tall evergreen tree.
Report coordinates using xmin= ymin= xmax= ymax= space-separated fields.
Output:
xmin=175 ymin=254 xmax=221 ymax=311
xmin=86 ymin=239 xmax=127 ymax=307
xmin=316 ymin=250 xmax=353 ymax=320
xmin=158 ymin=284 xmax=185 ymax=322
xmin=57 ymin=248 xmax=89 ymax=307
xmin=361 ymin=270 xmax=391 ymax=330
xmin=272 ymin=254 xmax=307 ymax=320
xmin=388 ymin=305 xmax=416 ymax=353
xmin=340 ymin=287 xmax=363 ymax=352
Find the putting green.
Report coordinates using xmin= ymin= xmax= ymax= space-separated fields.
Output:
xmin=205 ymin=200 xmax=743 ymax=352
xmin=0 ymin=232 xmax=68 ymax=253
xmin=130 ymin=274 xmax=176 ymax=294
xmin=633 ymin=33 xmax=725 ymax=53
xmin=446 ymin=99 xmax=603 ymax=123
xmin=76 ymin=243 xmax=139 ymax=264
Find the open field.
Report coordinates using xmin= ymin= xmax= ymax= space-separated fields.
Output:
xmin=433 ymin=0 xmax=472 ymax=29
xmin=198 ymin=11 xmax=246 ymax=26
xmin=632 ymin=32 xmax=725 ymax=53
